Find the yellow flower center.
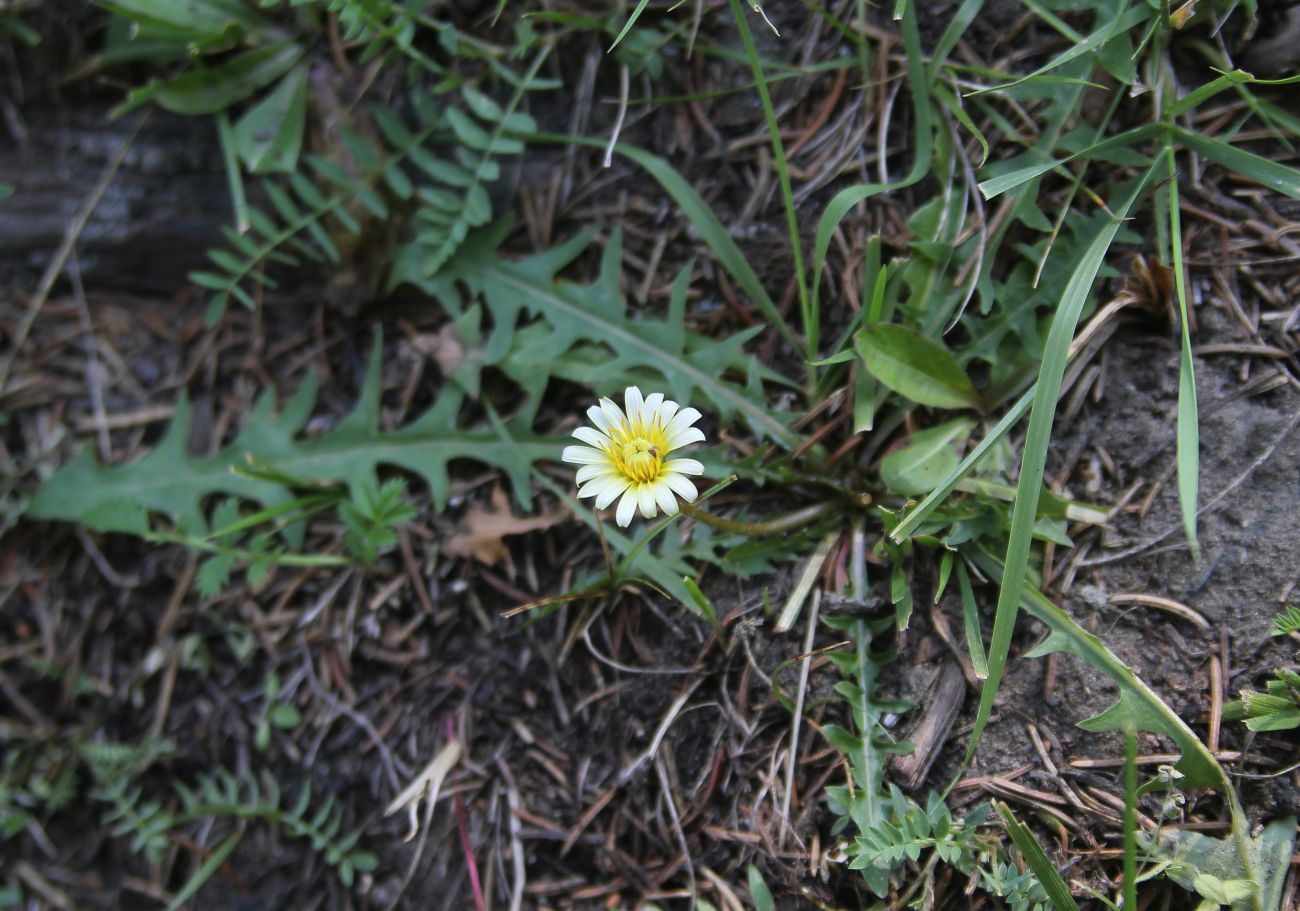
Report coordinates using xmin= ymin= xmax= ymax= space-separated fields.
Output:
xmin=619 ymin=438 xmax=662 ymax=483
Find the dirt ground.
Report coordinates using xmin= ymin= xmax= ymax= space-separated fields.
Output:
xmin=2 ymin=2 xmax=1298 ymax=910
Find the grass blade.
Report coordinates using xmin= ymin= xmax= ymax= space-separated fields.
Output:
xmin=995 ymin=802 xmax=1080 ymax=911
xmin=890 ymin=383 xmax=1035 ymax=542
xmin=728 ymin=0 xmax=812 ymax=362
xmin=167 ymin=830 xmax=243 ymax=911
xmin=607 ymin=0 xmax=653 ymax=51
xmin=962 ymin=162 xmax=1162 ymax=770
xmin=534 ymin=132 xmax=802 ymax=354
xmin=1165 ymin=148 xmax=1200 ymax=559
xmin=967 ymin=3 xmax=1149 ymax=95
xmin=927 ymin=0 xmax=986 ymax=84
xmin=1123 ymin=727 xmax=1138 ymax=911
xmin=969 ymin=545 xmax=1262 ymax=911
xmin=1164 ymin=69 xmax=1300 ymax=118
xmin=966 ymin=547 xmax=1228 ymax=791
xmin=956 ymin=560 xmax=988 ymax=678
xmin=216 ymin=110 xmax=250 ymax=234
xmin=1169 ymin=124 xmax=1300 ymax=200
xmin=978 ymin=124 xmax=1157 ymax=199
xmin=810 ymin=4 xmax=932 ymax=320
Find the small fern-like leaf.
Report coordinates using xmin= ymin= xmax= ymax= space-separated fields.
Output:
xmin=260 ymin=769 xmax=281 ymax=809
xmin=81 ymin=745 xmax=372 ymax=894
xmin=315 ymin=0 xmax=437 ymax=71
xmin=196 ymin=554 xmax=234 ymax=597
xmin=411 ymin=83 xmax=538 ymax=278
xmin=1273 ymin=604 xmax=1300 ymax=636
xmin=290 ymin=781 xmax=312 ymax=819
xmin=192 ymin=94 xmax=443 ymax=324
xmin=823 ymin=613 xmax=913 ymax=897
xmin=187 ymin=10 xmax=554 ymax=324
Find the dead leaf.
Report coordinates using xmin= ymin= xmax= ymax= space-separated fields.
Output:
xmin=384 ymin=738 xmax=462 ymax=842
xmin=409 ymin=323 xmax=466 ymax=377
xmin=445 ymin=487 xmax=566 ymax=572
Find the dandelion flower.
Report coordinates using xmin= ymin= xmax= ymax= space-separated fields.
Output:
xmin=561 ymin=387 xmax=706 ymax=527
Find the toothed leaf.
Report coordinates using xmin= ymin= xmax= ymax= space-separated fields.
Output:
xmin=401 ymin=228 xmax=800 ymax=448
xmin=27 ymin=331 xmax=555 ymax=537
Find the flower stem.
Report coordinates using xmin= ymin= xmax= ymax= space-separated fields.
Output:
xmin=678 ymin=500 xmax=834 ymax=537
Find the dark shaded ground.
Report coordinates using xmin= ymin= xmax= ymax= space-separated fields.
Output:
xmin=2 ymin=2 xmax=1298 ymax=910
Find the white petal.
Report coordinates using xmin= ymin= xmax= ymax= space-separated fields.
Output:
xmin=577 ymin=475 xmax=615 ymax=498
xmin=616 ymin=489 xmax=638 ymax=526
xmin=562 ymin=445 xmax=608 ymax=465
xmin=624 ymin=387 xmax=644 ymax=426
xmin=663 ymin=472 xmax=698 ymax=502
xmin=572 ymin=426 xmax=608 ymax=448
xmin=637 ymin=484 xmax=658 ymax=519
xmin=593 ymin=477 xmax=630 ymax=509
xmin=643 ymin=393 xmax=665 ymax=425
xmin=664 ymin=426 xmax=705 ymax=450
xmin=587 ymin=404 xmax=611 ymax=433
xmin=664 ymin=407 xmax=702 ymax=441
xmin=575 ymin=463 xmax=617 ymax=484
xmin=652 ymin=481 xmax=679 ymax=516
xmin=654 ymin=398 xmax=680 ymax=432
xmin=599 ymin=397 xmax=627 ymax=433
xmin=664 ymin=457 xmax=704 ymax=476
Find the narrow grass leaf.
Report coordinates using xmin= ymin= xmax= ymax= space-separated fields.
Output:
xmin=216 ymin=111 xmax=249 ymax=234
xmin=1123 ymin=727 xmax=1138 ymax=911
xmin=956 ymin=560 xmax=988 ymax=678
xmin=682 ymin=576 xmax=717 ymax=623
xmin=995 ymin=802 xmax=1080 ymax=911
xmin=963 ymin=164 xmax=1162 ymax=772
xmin=891 ymin=373 xmax=1062 ymax=539
xmin=1167 ymin=71 xmax=1300 ymax=118
xmin=607 ymin=0 xmax=653 ymax=52
xmin=927 ymin=0 xmax=985 ymax=84
xmin=1166 ymin=69 xmax=1251 ymax=117
xmin=729 ymin=0 xmax=812 ymax=361
xmin=539 ymin=133 xmax=801 ymax=353
xmin=936 ymin=83 xmax=989 ymax=167
xmin=968 ymin=548 xmax=1229 ymax=792
xmin=1170 ymin=125 xmax=1300 ymax=200
xmin=810 ymin=5 xmax=932 ymax=317
xmin=1166 ymin=150 xmax=1200 ymax=559
xmin=978 ymin=125 xmax=1157 ymax=198
xmin=968 ymin=3 xmax=1149 ymax=95
xmin=167 ymin=830 xmax=243 ymax=911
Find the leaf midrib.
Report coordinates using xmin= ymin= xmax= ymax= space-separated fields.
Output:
xmin=73 ymin=436 xmax=556 ymax=502
xmin=490 ymin=267 xmax=801 ymax=449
